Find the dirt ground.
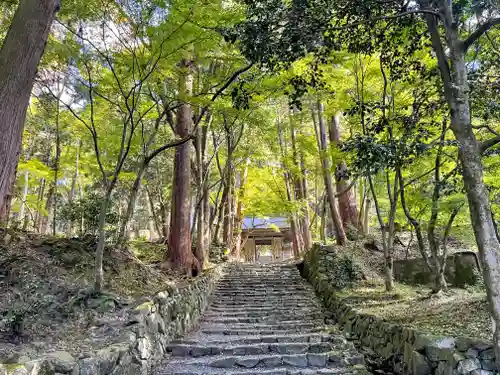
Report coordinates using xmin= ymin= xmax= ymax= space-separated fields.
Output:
xmin=334 ymin=231 xmax=490 ymax=341
xmin=338 ymin=281 xmax=490 ymax=340
xmin=0 ymin=230 xmax=193 ymax=363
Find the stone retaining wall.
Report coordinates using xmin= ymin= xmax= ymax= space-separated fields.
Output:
xmin=393 ymin=252 xmax=481 ymax=287
xmin=0 ymin=266 xmax=224 ymax=375
xmin=302 ymin=244 xmax=496 ymax=375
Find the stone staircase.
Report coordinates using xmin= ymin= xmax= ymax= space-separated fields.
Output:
xmin=155 ymin=262 xmax=369 ymax=375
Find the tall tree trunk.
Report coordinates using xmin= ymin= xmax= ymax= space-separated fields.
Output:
xmin=167 ymin=59 xmax=199 ymax=276
xmin=222 ymin=151 xmax=234 ymax=246
xmin=290 ymin=112 xmax=313 ymax=251
xmin=19 ymin=171 xmax=29 ymax=229
xmin=330 ymin=114 xmax=360 ymax=232
xmin=420 ymin=3 xmax=500 ymax=359
xmin=363 ymin=196 xmax=371 ymax=235
xmin=94 ymin=189 xmax=111 ymax=292
xmin=299 ymin=153 xmax=313 ymax=250
xmin=52 ymin=99 xmax=61 ymax=236
xmin=213 ymin=183 xmax=227 ymax=244
xmin=316 ymin=101 xmax=346 ymax=245
xmin=287 ymin=183 xmax=301 ymax=256
xmin=162 ymin=203 xmax=170 ymax=241
xmin=320 ymin=195 xmax=327 ymax=242
xmin=117 ymin=161 xmax=147 ymax=245
xmin=146 ymin=187 xmax=162 ymax=239
xmin=233 ymin=159 xmax=250 ymax=260
xmin=194 ymin=122 xmax=206 ymax=269
xmin=368 ymin=175 xmax=395 ymax=292
xmin=277 ymin=115 xmax=302 ymax=256
xmin=40 ymin=185 xmax=54 ymax=234
xmin=0 ymin=0 xmax=59 ymax=221
xmin=67 ymin=142 xmax=80 ymax=236
xmin=35 ymin=178 xmax=45 ymax=231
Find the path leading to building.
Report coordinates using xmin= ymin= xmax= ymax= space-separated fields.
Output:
xmin=155 ymin=262 xmax=369 ymax=375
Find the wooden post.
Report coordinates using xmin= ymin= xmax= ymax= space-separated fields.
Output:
xmin=244 ymin=238 xmax=256 ymax=262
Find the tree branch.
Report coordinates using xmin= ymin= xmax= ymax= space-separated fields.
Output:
xmin=145 ymin=135 xmax=196 ymax=164
xmin=473 ymin=124 xmax=499 ymax=136
xmin=194 ymin=63 xmax=254 ymax=126
xmin=462 ymin=18 xmax=500 ymax=52
xmin=335 ymin=177 xmax=358 ymax=197
xmin=331 ymin=9 xmax=442 ymax=31
xmin=480 ymin=135 xmax=500 ymax=154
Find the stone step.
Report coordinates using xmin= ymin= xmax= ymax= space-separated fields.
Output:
xmin=204 ymin=316 xmax=325 ymax=324
xmin=177 ymin=332 xmax=334 ymax=346
xmin=200 ymin=321 xmax=325 ymax=331
xmin=213 ymin=291 xmax=313 ymax=296
xmin=200 ymin=326 xmax=326 ymax=336
xmin=219 ymin=276 xmax=299 ymax=280
xmin=217 ymin=283 xmax=303 ymax=288
xmin=220 ymin=279 xmax=302 ymax=282
xmin=160 ymin=367 xmax=351 ymax=375
xmin=211 ymin=299 xmax=319 ymax=305
xmin=213 ymin=290 xmax=311 ymax=295
xmin=206 ymin=307 xmax=320 ymax=315
xmin=213 ymin=288 xmax=311 ymax=294
xmin=206 ymin=305 xmax=319 ymax=311
xmin=203 ymin=310 xmax=324 ymax=318
xmin=209 ymin=303 xmax=320 ymax=310
xmin=153 ymin=262 xmax=367 ymax=375
xmin=212 ymin=295 xmax=317 ymax=300
xmin=166 ymin=352 xmax=341 ymax=369
xmin=210 ymin=298 xmax=319 ymax=304
xmin=167 ymin=341 xmax=337 ymax=358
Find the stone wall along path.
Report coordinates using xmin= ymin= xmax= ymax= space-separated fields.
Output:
xmin=155 ymin=262 xmax=369 ymax=375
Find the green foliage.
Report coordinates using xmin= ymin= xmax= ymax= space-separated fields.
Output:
xmin=332 ymin=254 xmax=365 ymax=289
xmin=59 ymin=191 xmax=119 ymax=235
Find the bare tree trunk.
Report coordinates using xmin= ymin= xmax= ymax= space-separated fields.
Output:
xmin=285 ymin=175 xmax=301 ymax=257
xmin=330 ymin=114 xmax=360 ymax=231
xmin=52 ymin=100 xmax=61 ymax=236
xmin=368 ymin=175 xmax=395 ymax=291
xmin=232 ymin=160 xmax=249 ymax=261
xmin=167 ymin=59 xmax=198 ymax=276
xmin=222 ymin=156 xmax=234 ymax=245
xmin=418 ymin=6 xmax=500 ymax=360
xmin=299 ymin=153 xmax=313 ymax=250
xmin=146 ymin=187 xmax=162 ymax=239
xmin=316 ymin=101 xmax=346 ymax=245
xmin=277 ymin=115 xmax=302 ymax=256
xmin=19 ymin=171 xmax=29 ymax=229
xmin=146 ymin=194 xmax=156 ymax=241
xmin=213 ymin=182 xmax=228 ymax=244
xmin=201 ymin=127 xmax=211 ymax=252
xmin=67 ymin=142 xmax=80 ymax=236
xmin=162 ymin=204 xmax=170 ymax=240
xmin=290 ymin=113 xmax=313 ymax=251
xmin=363 ymin=197 xmax=371 ymax=235
xmin=0 ymin=0 xmax=59 ymax=221
xmin=194 ymin=124 xmax=206 ymax=269
xmin=40 ymin=185 xmax=54 ymax=234
xmin=94 ymin=189 xmax=111 ymax=292
xmin=35 ymin=178 xmax=45 ymax=231
xmin=427 ymin=122 xmax=449 ymax=293
xmin=320 ymin=195 xmax=327 ymax=242
xmin=117 ymin=162 xmax=147 ymax=245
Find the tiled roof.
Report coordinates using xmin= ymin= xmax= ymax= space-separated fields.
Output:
xmin=242 ymin=216 xmax=290 ymax=229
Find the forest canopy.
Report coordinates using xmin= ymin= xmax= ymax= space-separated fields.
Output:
xmin=1 ymin=0 xmax=500 ymax=366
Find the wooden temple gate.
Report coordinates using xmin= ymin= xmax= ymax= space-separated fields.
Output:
xmin=241 ymin=226 xmax=293 ymax=262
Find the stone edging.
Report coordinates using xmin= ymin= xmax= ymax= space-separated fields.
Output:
xmin=0 ymin=265 xmax=225 ymax=375
xmin=301 ymin=244 xmax=496 ymax=375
